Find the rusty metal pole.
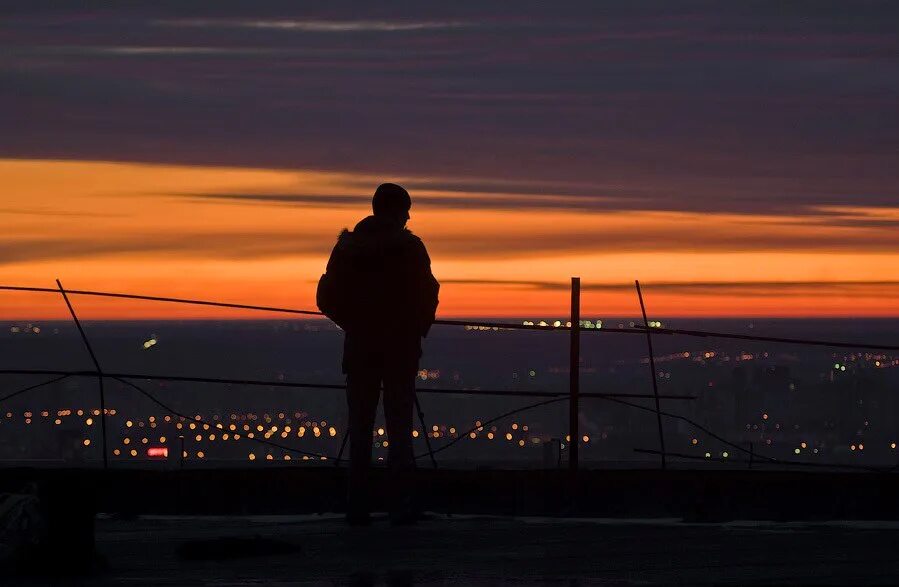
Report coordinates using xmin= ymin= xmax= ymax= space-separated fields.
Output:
xmin=635 ymin=280 xmax=666 ymax=470
xmin=569 ymin=277 xmax=580 ymax=476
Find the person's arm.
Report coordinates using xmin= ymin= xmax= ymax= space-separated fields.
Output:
xmin=414 ymin=240 xmax=440 ymax=337
xmin=317 ymin=234 xmax=352 ymax=331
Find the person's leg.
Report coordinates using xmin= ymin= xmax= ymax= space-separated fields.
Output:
xmin=345 ymin=369 xmax=381 ymax=523
xmin=382 ymin=369 xmax=417 ymax=522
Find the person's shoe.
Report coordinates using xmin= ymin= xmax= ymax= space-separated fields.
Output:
xmin=345 ymin=511 xmax=372 ymax=527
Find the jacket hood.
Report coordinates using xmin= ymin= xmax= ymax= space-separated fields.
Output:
xmin=353 ymin=214 xmax=406 ymax=234
xmin=335 ymin=215 xmax=420 ymax=255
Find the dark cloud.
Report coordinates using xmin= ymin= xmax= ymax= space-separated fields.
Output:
xmin=153 ymin=18 xmax=476 ymax=33
xmin=180 ymin=187 xmax=899 ymax=219
xmin=176 ymin=192 xmax=899 ymax=254
xmin=0 ymin=232 xmax=333 ymax=264
xmin=178 ymin=191 xmax=637 ymax=212
xmin=0 ymin=207 xmax=123 ymax=218
xmin=4 ymin=211 xmax=896 ymax=266
xmin=1 ymin=1 xmax=897 ymax=218
xmin=427 ymin=228 xmax=899 ymax=257
xmin=441 ymin=279 xmax=899 ymax=298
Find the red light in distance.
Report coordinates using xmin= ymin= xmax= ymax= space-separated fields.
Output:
xmin=147 ymin=447 xmax=168 ymax=458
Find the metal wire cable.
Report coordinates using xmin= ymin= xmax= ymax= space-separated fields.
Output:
xmin=1 ymin=284 xmax=896 ymax=350
xmin=586 ymin=394 xmax=781 ymax=464
xmin=0 ymin=370 xmax=892 ymax=473
xmin=415 ymin=397 xmax=569 ymax=459
xmin=0 ymin=285 xmax=321 ymax=316
xmin=111 ymin=376 xmax=333 ymax=460
xmin=592 ymin=396 xmax=889 ymax=473
xmin=0 ymin=374 xmax=71 ymax=404
xmin=633 ymin=448 xmax=885 ymax=473
xmin=587 ymin=394 xmax=889 ymax=474
xmin=0 ymin=369 xmax=696 ymax=401
xmin=632 ymin=324 xmax=899 ymax=352
xmin=0 ymin=280 xmax=894 ymax=470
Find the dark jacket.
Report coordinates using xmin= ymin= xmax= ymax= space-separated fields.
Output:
xmin=317 ymin=215 xmax=439 ymax=374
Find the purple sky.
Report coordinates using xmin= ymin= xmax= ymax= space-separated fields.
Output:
xmin=2 ymin=1 xmax=898 ymax=219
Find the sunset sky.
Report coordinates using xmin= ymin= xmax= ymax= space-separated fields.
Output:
xmin=2 ymin=2 xmax=898 ymax=319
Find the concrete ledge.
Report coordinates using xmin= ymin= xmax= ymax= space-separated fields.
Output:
xmin=2 ymin=467 xmax=896 ymax=521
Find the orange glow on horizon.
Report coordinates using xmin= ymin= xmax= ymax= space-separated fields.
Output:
xmin=1 ymin=159 xmax=897 ymax=319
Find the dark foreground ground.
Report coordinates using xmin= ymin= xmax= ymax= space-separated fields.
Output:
xmin=7 ymin=468 xmax=899 ymax=584
xmin=19 ymin=513 xmax=899 ymax=585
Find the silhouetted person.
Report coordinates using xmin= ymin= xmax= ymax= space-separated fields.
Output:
xmin=317 ymin=183 xmax=439 ymax=525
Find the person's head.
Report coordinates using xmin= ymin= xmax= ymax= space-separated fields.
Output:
xmin=372 ymin=183 xmax=411 ymax=228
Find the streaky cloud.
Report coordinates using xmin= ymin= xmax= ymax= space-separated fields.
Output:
xmin=0 ymin=232 xmax=333 ymax=265
xmin=441 ymin=279 xmax=899 ymax=298
xmin=178 ymin=191 xmax=633 ymax=212
xmin=154 ymin=18 xmax=475 ymax=33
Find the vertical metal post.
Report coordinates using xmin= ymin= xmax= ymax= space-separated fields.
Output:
xmin=57 ymin=279 xmax=108 ymax=470
xmin=569 ymin=277 xmax=580 ymax=474
xmin=414 ymin=394 xmax=438 ymax=469
xmin=335 ymin=428 xmax=349 ymax=467
xmin=635 ymin=280 xmax=666 ymax=470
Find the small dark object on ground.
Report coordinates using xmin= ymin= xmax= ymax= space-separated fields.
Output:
xmin=176 ymin=535 xmax=300 ymax=561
